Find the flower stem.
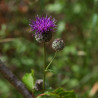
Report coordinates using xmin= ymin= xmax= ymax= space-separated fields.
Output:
xmin=45 ymin=51 xmax=57 ymax=71
xmin=43 ymin=42 xmax=46 ymax=92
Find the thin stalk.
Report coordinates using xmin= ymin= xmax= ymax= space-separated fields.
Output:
xmin=45 ymin=51 xmax=57 ymax=71
xmin=43 ymin=42 xmax=46 ymax=92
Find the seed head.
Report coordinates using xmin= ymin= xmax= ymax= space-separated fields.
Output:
xmin=52 ymin=38 xmax=64 ymax=51
xmin=34 ymin=79 xmax=43 ymax=91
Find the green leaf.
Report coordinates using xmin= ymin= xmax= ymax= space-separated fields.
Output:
xmin=22 ymin=70 xmax=35 ymax=92
xmin=53 ymin=88 xmax=76 ymax=98
xmin=37 ymin=91 xmax=59 ymax=98
xmin=37 ymin=88 xmax=77 ymax=98
xmin=45 ymin=91 xmax=59 ymax=97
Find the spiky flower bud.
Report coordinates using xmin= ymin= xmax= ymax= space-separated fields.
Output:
xmin=52 ymin=38 xmax=64 ymax=51
xmin=35 ymin=31 xmax=52 ymax=43
xmin=34 ymin=79 xmax=43 ymax=91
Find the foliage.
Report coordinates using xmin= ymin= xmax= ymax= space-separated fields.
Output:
xmin=37 ymin=88 xmax=76 ymax=98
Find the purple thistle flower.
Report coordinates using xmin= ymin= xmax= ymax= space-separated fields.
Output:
xmin=29 ymin=16 xmax=56 ymax=35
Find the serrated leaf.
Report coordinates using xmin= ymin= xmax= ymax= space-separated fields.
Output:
xmin=37 ymin=88 xmax=77 ymax=98
xmin=53 ymin=88 xmax=76 ymax=98
xmin=22 ymin=70 xmax=35 ymax=92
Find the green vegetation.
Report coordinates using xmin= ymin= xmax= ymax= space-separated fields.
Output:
xmin=0 ymin=0 xmax=98 ymax=98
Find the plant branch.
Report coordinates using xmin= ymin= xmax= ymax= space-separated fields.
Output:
xmin=0 ymin=60 xmax=32 ymax=98
xmin=45 ymin=51 xmax=57 ymax=71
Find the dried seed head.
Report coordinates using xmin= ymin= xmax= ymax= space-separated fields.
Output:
xmin=34 ymin=79 xmax=43 ymax=91
xmin=52 ymin=38 xmax=64 ymax=51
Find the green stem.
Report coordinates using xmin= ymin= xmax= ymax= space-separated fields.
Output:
xmin=45 ymin=51 xmax=57 ymax=71
xmin=43 ymin=42 xmax=46 ymax=92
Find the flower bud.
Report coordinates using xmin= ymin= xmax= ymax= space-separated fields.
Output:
xmin=52 ymin=38 xmax=64 ymax=51
xmin=34 ymin=79 xmax=43 ymax=91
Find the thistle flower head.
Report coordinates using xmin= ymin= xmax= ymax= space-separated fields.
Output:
xmin=29 ymin=16 xmax=56 ymax=35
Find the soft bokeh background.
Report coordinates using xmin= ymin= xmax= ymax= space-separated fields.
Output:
xmin=0 ymin=0 xmax=98 ymax=98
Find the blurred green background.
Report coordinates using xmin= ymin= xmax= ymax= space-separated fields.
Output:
xmin=0 ymin=0 xmax=98 ymax=98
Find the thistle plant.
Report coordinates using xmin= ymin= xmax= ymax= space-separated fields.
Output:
xmin=18 ymin=15 xmax=76 ymax=98
xmin=0 ymin=15 xmax=77 ymax=98
xmin=29 ymin=16 xmax=64 ymax=91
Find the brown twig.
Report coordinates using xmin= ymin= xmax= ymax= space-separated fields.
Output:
xmin=0 ymin=60 xmax=32 ymax=98
xmin=36 ymin=93 xmax=46 ymax=98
